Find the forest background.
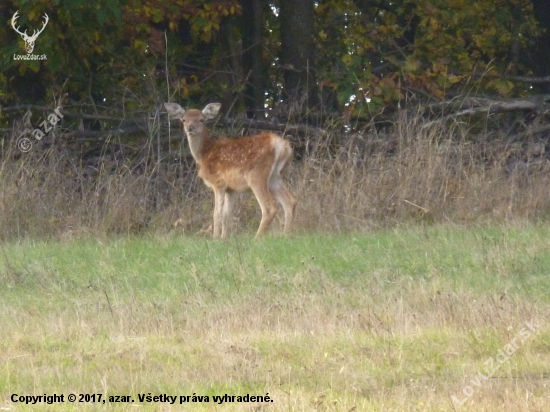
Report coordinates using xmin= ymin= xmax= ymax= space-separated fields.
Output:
xmin=1 ymin=0 xmax=550 ymax=237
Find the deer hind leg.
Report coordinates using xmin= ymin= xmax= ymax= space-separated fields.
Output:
xmin=269 ymin=139 xmax=297 ymax=234
xmin=221 ymin=191 xmax=236 ymax=239
xmin=250 ymin=179 xmax=278 ymax=239
xmin=269 ymin=177 xmax=297 ymax=234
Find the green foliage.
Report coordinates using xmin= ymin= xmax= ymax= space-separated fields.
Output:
xmin=0 ymin=0 xmax=543 ymax=114
xmin=1 ymin=0 xmax=239 ymax=105
xmin=315 ymin=0 xmax=540 ymax=115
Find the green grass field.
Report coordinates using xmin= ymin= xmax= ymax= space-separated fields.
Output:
xmin=1 ymin=225 xmax=549 ymax=411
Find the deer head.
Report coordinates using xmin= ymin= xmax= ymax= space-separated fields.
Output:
xmin=164 ymin=102 xmax=221 ymax=163
xmin=164 ymin=102 xmax=220 ymax=138
xmin=12 ymin=11 xmax=49 ymax=54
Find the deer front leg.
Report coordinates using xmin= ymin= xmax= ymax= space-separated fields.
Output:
xmin=212 ymin=189 xmax=225 ymax=239
xmin=221 ymin=191 xmax=236 ymax=239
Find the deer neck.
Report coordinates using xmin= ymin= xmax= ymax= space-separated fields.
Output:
xmin=187 ymin=129 xmax=212 ymax=165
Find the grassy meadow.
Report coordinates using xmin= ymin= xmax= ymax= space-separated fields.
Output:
xmin=1 ymin=225 xmax=550 ymax=411
xmin=3 ymin=110 xmax=550 ymax=410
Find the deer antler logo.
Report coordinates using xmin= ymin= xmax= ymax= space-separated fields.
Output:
xmin=11 ymin=10 xmax=49 ymax=54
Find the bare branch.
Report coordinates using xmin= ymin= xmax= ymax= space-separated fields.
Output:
xmin=1 ymin=105 xmax=132 ymax=122
xmin=505 ymin=75 xmax=550 ymax=84
xmin=216 ymin=117 xmax=325 ymax=135
xmin=421 ymin=95 xmax=550 ymax=128
xmin=512 ymin=124 xmax=550 ymax=140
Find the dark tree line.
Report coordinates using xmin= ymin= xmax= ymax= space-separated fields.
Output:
xmin=1 ymin=0 xmax=550 ymax=128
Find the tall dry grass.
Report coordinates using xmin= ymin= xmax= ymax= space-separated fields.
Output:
xmin=1 ymin=109 xmax=549 ymax=241
xmin=295 ymin=111 xmax=550 ymax=230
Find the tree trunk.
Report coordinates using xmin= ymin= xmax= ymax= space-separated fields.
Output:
xmin=279 ymin=0 xmax=318 ymax=113
xmin=241 ymin=0 xmax=266 ymax=118
xmin=531 ymin=0 xmax=550 ymax=93
xmin=218 ymin=17 xmax=245 ymax=113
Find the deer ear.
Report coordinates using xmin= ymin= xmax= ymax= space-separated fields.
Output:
xmin=164 ymin=102 xmax=185 ymax=118
xmin=202 ymin=103 xmax=221 ymax=120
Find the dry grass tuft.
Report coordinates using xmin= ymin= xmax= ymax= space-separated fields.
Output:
xmin=1 ymin=110 xmax=550 ymax=240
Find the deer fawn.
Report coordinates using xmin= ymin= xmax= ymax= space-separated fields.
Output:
xmin=164 ymin=102 xmax=297 ymax=239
